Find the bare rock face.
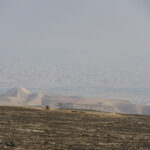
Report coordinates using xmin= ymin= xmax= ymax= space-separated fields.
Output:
xmin=0 ymin=87 xmax=150 ymax=115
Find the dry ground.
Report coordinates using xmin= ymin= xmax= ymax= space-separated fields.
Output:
xmin=0 ymin=106 xmax=150 ymax=150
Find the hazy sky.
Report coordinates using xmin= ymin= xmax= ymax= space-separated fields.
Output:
xmin=0 ymin=0 xmax=150 ymax=69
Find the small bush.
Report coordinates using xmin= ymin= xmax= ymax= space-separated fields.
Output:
xmin=5 ymin=141 xmax=16 ymax=147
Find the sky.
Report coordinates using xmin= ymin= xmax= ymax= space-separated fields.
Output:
xmin=0 ymin=0 xmax=150 ymax=69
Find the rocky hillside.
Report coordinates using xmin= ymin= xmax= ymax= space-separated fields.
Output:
xmin=0 ymin=106 xmax=150 ymax=150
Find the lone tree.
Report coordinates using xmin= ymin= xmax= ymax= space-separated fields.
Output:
xmin=45 ymin=106 xmax=50 ymax=110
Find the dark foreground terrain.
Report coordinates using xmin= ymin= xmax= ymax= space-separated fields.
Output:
xmin=0 ymin=107 xmax=150 ymax=150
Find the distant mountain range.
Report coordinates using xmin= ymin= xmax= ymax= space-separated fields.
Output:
xmin=0 ymin=61 xmax=150 ymax=89
xmin=0 ymin=61 xmax=150 ymax=104
xmin=0 ymin=87 xmax=150 ymax=115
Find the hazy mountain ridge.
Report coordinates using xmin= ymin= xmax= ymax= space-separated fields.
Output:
xmin=0 ymin=62 xmax=150 ymax=104
xmin=0 ymin=62 xmax=150 ymax=89
xmin=0 ymin=87 xmax=150 ymax=115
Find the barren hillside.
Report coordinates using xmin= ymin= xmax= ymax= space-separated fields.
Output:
xmin=0 ymin=88 xmax=150 ymax=115
xmin=0 ymin=106 xmax=150 ymax=150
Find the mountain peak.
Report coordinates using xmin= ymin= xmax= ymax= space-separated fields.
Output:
xmin=1 ymin=87 xmax=31 ymax=98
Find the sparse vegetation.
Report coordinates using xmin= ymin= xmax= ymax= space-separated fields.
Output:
xmin=0 ymin=106 xmax=150 ymax=150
